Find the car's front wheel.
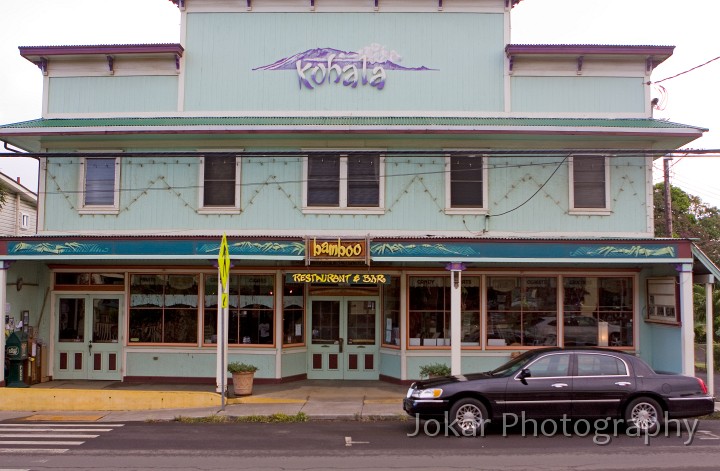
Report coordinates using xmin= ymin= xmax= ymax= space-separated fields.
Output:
xmin=449 ymin=398 xmax=488 ymax=435
xmin=625 ymin=397 xmax=662 ymax=434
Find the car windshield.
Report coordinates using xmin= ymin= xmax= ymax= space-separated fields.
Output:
xmin=489 ymin=350 xmax=540 ymax=377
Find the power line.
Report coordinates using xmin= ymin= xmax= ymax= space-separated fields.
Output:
xmin=649 ymin=55 xmax=720 ymax=84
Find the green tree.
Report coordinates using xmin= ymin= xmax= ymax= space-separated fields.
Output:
xmin=653 ymin=183 xmax=720 ymax=265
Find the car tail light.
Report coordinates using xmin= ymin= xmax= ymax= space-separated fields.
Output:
xmin=696 ymin=377 xmax=708 ymax=395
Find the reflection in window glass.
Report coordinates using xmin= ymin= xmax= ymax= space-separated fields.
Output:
xmin=204 ymin=274 xmax=275 ymax=346
xmin=526 ymin=354 xmax=571 ymax=377
xmin=563 ymin=277 xmax=633 ymax=347
xmin=576 ymin=354 xmax=628 ymax=376
xmin=129 ymin=274 xmax=199 ymax=344
xmin=283 ymin=280 xmax=304 ymax=345
xmin=382 ymin=277 xmax=400 ymax=347
xmin=487 ymin=277 xmax=557 ymax=347
xmin=408 ymin=276 xmax=480 ymax=347
xmin=59 ymin=298 xmax=85 ymax=342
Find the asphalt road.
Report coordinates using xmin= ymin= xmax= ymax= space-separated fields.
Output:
xmin=0 ymin=418 xmax=719 ymax=470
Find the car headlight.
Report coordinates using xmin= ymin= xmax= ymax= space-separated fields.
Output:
xmin=410 ymin=388 xmax=443 ymax=399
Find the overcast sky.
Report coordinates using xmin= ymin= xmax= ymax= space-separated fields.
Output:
xmin=1 ymin=0 xmax=718 ymax=207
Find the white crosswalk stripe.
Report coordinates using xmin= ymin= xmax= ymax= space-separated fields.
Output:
xmin=0 ymin=422 xmax=124 ymax=455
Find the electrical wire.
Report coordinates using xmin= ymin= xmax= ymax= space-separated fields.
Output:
xmin=649 ymin=55 xmax=720 ymax=84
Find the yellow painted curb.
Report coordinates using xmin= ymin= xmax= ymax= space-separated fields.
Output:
xmin=227 ymin=397 xmax=306 ymax=405
xmin=23 ymin=414 xmax=106 ymax=422
xmin=0 ymin=388 xmax=220 ymax=411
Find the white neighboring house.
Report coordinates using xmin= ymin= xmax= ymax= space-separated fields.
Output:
xmin=0 ymin=172 xmax=37 ymax=236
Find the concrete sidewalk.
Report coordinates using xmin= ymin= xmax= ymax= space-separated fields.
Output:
xmin=0 ymin=379 xmax=409 ymax=422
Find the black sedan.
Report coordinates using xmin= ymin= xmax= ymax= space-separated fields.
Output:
xmin=403 ymin=347 xmax=715 ymax=434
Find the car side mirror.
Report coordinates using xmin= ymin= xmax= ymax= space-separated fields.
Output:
xmin=519 ymin=368 xmax=531 ymax=384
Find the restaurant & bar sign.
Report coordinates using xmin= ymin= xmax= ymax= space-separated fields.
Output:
xmin=287 ymin=273 xmax=390 ymax=285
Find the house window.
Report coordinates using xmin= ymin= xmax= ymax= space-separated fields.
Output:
xmin=446 ymin=155 xmax=487 ymax=211
xmin=200 ymin=155 xmax=240 ymax=210
xmin=570 ymin=155 xmax=609 ymax=211
xmin=129 ymin=274 xmax=199 ymax=344
xmin=203 ymin=274 xmax=275 ymax=346
xmin=304 ymin=154 xmax=383 ymax=212
xmin=20 ymin=213 xmax=30 ymax=230
xmin=81 ymin=157 xmax=119 ymax=212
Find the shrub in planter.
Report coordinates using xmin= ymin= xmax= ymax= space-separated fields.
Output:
xmin=419 ymin=363 xmax=451 ymax=379
xmin=228 ymin=362 xmax=258 ymax=395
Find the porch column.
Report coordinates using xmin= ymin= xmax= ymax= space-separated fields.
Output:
xmin=0 ymin=265 xmax=6 ymax=387
xmin=400 ymin=272 xmax=407 ymax=380
xmin=679 ymin=264 xmax=695 ymax=376
xmin=696 ymin=275 xmax=715 ymax=397
xmin=447 ymin=263 xmax=465 ymax=376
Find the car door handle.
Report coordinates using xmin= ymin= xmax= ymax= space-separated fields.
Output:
xmin=614 ymin=381 xmax=632 ymax=386
xmin=551 ymin=383 xmax=569 ymax=388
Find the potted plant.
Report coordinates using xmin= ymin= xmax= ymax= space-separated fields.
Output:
xmin=419 ymin=362 xmax=451 ymax=379
xmin=228 ymin=362 xmax=258 ymax=395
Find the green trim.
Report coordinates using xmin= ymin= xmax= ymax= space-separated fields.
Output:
xmin=0 ymin=116 xmax=707 ymax=131
xmin=691 ymin=244 xmax=720 ymax=281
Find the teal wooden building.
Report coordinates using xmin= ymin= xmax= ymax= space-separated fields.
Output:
xmin=1 ymin=0 xmax=717 ymax=388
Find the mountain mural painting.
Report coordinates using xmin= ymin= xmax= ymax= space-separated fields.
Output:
xmin=253 ymin=44 xmax=436 ymax=90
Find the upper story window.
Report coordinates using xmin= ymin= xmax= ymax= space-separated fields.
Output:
xmin=304 ymin=153 xmax=384 ymax=214
xmin=199 ymin=154 xmax=241 ymax=212
xmin=570 ymin=155 xmax=609 ymax=213
xmin=445 ymin=154 xmax=487 ymax=213
xmin=20 ymin=213 xmax=30 ymax=230
xmin=80 ymin=157 xmax=120 ymax=214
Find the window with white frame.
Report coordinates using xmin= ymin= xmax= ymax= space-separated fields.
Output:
xmin=20 ymin=212 xmax=30 ymax=230
xmin=200 ymin=154 xmax=241 ymax=210
xmin=446 ymin=154 xmax=487 ymax=212
xmin=80 ymin=157 xmax=119 ymax=212
xmin=570 ymin=155 xmax=609 ymax=211
xmin=304 ymin=153 xmax=383 ymax=212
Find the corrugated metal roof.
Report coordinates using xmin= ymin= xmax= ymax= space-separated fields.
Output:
xmin=0 ymin=117 xmax=706 ymax=130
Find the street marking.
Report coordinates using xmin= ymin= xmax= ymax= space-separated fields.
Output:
xmin=0 ymin=441 xmax=84 ymax=446
xmin=23 ymin=415 xmax=105 ymax=422
xmin=0 ymin=428 xmax=113 ymax=432
xmin=0 ymin=434 xmax=99 ymax=439
xmin=0 ymin=448 xmax=68 ymax=454
xmin=344 ymin=436 xmax=370 ymax=447
xmin=0 ymin=424 xmax=124 ymax=428
xmin=697 ymin=430 xmax=720 ymax=440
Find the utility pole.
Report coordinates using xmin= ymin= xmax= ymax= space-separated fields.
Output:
xmin=663 ymin=156 xmax=673 ymax=237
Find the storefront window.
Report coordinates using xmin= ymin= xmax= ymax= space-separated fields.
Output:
xmin=487 ymin=277 xmax=558 ymax=347
xmin=55 ymin=272 xmax=125 ymax=288
xmin=204 ymin=274 xmax=275 ymax=346
xmin=129 ymin=274 xmax=198 ymax=344
xmin=382 ymin=277 xmax=400 ymax=347
xmin=283 ymin=280 xmax=305 ymax=345
xmin=408 ymin=276 xmax=480 ymax=348
xmin=563 ymin=277 xmax=633 ymax=347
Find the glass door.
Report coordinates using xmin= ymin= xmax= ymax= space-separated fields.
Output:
xmin=56 ymin=295 xmax=123 ymax=380
xmin=307 ymin=297 xmax=379 ymax=380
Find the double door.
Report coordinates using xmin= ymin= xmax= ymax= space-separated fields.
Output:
xmin=308 ymin=297 xmax=379 ymax=380
xmin=55 ymin=295 xmax=123 ymax=380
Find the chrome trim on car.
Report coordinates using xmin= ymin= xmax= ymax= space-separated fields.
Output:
xmin=498 ymin=400 xmax=573 ymax=405
xmin=667 ymin=396 xmax=715 ymax=401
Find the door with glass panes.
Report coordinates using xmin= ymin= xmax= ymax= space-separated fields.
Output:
xmin=55 ymin=295 xmax=123 ymax=380
xmin=308 ymin=297 xmax=379 ymax=380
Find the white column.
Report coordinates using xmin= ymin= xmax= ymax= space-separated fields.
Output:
xmin=275 ymin=271 xmax=283 ymax=379
xmin=0 ymin=266 xmax=6 ymax=386
xmin=400 ymin=272 xmax=407 ymax=380
xmin=216 ymin=275 xmax=223 ymax=393
xmin=450 ymin=270 xmax=462 ymax=375
xmin=706 ymin=281 xmax=714 ymax=398
xmin=679 ymin=265 xmax=695 ymax=376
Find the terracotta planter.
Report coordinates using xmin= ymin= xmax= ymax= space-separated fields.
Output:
xmin=231 ymin=371 xmax=255 ymax=395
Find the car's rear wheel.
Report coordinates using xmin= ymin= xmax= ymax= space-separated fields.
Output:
xmin=449 ymin=398 xmax=488 ymax=435
xmin=625 ymin=397 xmax=662 ymax=434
